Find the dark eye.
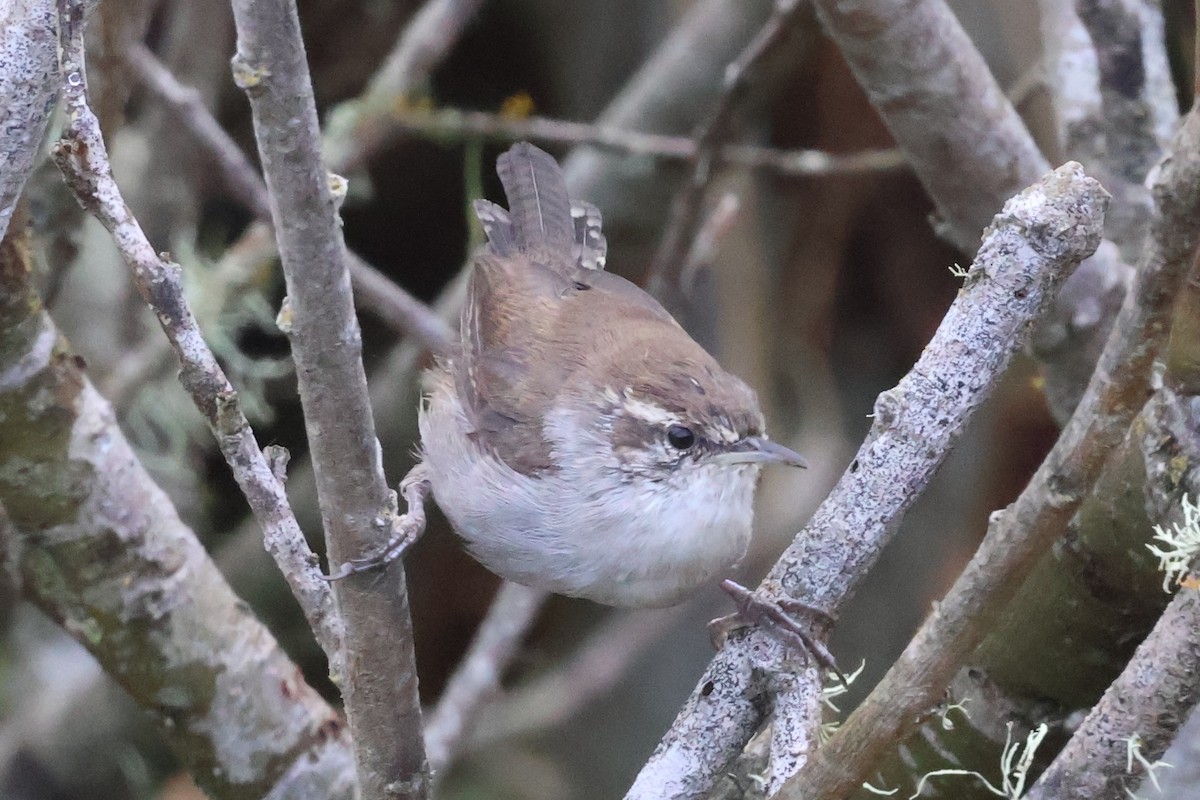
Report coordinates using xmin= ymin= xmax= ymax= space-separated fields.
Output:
xmin=667 ymin=424 xmax=696 ymax=450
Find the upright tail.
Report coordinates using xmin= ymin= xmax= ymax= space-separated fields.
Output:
xmin=495 ymin=142 xmax=574 ymax=257
xmin=473 ymin=142 xmax=608 ymax=272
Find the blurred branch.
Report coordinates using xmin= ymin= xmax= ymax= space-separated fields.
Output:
xmin=784 ymin=105 xmax=1200 ymax=800
xmin=645 ymin=0 xmax=811 ymax=311
xmin=126 ymin=42 xmax=270 ymax=219
xmin=228 ymin=0 xmax=429 ymax=795
xmin=325 ymin=0 xmax=487 ymax=173
xmin=813 ymin=0 xmax=1047 ymax=252
xmin=812 ymin=0 xmax=1133 ymax=425
xmin=626 ymin=163 xmax=1109 ymax=800
xmin=125 ymin=42 xmax=455 ymax=355
xmin=561 ymin=0 xmax=778 ymax=267
xmin=0 ymin=177 xmax=355 ymax=800
xmin=1038 ymin=0 xmax=1176 ymax=256
xmin=388 ymin=106 xmax=906 ymax=177
xmin=424 ymin=582 xmax=547 ymax=773
xmin=470 ymin=606 xmax=684 ymax=751
xmin=51 ymin=2 xmax=342 ymax=664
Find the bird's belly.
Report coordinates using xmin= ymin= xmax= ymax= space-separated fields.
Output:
xmin=418 ymin=379 xmax=755 ymax=607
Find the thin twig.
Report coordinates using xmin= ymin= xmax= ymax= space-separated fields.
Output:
xmin=424 ymin=582 xmax=548 ymax=773
xmin=125 ymin=42 xmax=455 ymax=355
xmin=227 ymin=0 xmax=429 ymax=794
xmin=468 ymin=606 xmax=684 ymax=751
xmin=625 ymin=163 xmax=1110 ymax=800
xmin=645 ymin=0 xmax=811 ymax=307
xmin=50 ymin=0 xmax=341 ymax=662
xmin=386 ymin=106 xmax=907 ymax=179
xmin=781 ymin=105 xmax=1200 ymax=800
xmin=325 ymin=0 xmax=487 ymax=173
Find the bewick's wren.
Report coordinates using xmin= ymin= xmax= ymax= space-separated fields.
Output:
xmin=413 ymin=142 xmax=808 ymax=609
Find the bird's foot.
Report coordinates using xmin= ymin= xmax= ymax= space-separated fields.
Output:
xmin=324 ymin=463 xmax=431 ymax=581
xmin=709 ymin=579 xmax=844 ymax=686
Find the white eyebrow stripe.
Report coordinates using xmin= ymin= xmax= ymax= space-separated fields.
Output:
xmin=618 ymin=396 xmax=679 ymax=427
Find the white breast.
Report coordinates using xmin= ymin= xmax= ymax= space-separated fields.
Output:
xmin=418 ymin=375 xmax=758 ymax=607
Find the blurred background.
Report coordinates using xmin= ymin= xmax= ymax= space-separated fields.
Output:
xmin=5 ymin=0 xmax=1198 ymax=798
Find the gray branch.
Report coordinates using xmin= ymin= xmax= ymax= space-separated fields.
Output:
xmin=0 ymin=0 xmax=72 ymax=243
xmin=369 ymin=105 xmax=906 ymax=179
xmin=227 ymin=0 xmax=429 ymax=795
xmin=324 ymin=0 xmax=488 ymax=173
xmin=424 ymin=582 xmax=547 ymax=774
xmin=812 ymin=0 xmax=1133 ymax=424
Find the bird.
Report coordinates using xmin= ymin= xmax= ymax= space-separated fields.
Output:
xmin=411 ymin=142 xmax=810 ymax=609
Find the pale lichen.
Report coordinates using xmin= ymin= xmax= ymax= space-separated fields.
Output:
xmin=1146 ymin=493 xmax=1200 ymax=592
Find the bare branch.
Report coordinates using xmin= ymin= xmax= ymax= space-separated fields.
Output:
xmin=227 ymin=0 xmax=429 ymax=794
xmin=325 ymin=0 xmax=487 ymax=173
xmin=387 ymin=106 xmax=907 ymax=179
xmin=425 ymin=582 xmax=547 ymax=773
xmin=814 ymin=0 xmax=1047 ymax=252
xmin=1038 ymin=0 xmax=1176 ymax=256
xmin=469 ymin=607 xmax=684 ymax=751
xmin=50 ymin=0 xmax=341 ymax=662
xmin=645 ymin=0 xmax=812 ymax=308
xmin=626 ymin=163 xmax=1109 ymax=800
xmin=782 ymin=105 xmax=1200 ymax=800
xmin=813 ymin=0 xmax=1134 ymax=424
xmin=125 ymin=42 xmax=455 ymax=355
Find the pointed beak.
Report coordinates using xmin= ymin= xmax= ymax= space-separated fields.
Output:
xmin=714 ymin=436 xmax=809 ymax=468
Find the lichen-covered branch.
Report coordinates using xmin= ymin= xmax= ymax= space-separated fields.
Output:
xmin=227 ymin=0 xmax=429 ymax=795
xmin=625 ymin=163 xmax=1109 ymax=800
xmin=0 ymin=200 xmax=355 ymax=800
xmin=1021 ymin=397 xmax=1200 ymax=800
xmin=0 ymin=0 xmax=76 ymax=242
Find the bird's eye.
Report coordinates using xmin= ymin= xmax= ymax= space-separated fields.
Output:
xmin=667 ymin=424 xmax=696 ymax=450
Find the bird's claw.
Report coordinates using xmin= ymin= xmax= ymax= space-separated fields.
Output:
xmin=322 ymin=525 xmax=419 ymax=581
xmin=712 ymin=579 xmax=845 ymax=687
xmin=323 ymin=464 xmax=430 ymax=581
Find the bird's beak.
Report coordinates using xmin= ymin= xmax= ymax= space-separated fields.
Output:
xmin=714 ymin=436 xmax=809 ymax=468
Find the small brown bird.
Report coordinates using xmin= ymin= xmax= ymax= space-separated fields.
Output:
xmin=413 ymin=143 xmax=808 ymax=609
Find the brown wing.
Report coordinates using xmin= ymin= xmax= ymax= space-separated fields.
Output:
xmin=457 ymin=251 xmax=574 ymax=474
xmin=456 ymin=142 xmax=682 ymax=475
xmin=458 ymin=143 xmax=577 ymax=474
